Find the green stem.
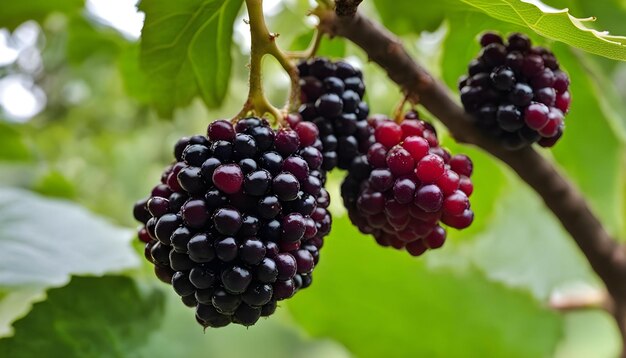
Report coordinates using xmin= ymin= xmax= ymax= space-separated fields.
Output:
xmin=286 ymin=29 xmax=324 ymax=60
xmin=236 ymin=0 xmax=300 ymax=125
xmin=270 ymin=44 xmax=300 ymax=114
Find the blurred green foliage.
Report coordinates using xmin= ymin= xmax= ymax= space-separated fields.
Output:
xmin=288 ymin=219 xmax=563 ymax=358
xmin=0 ymin=0 xmax=625 ymax=357
xmin=138 ymin=0 xmax=244 ymax=116
xmin=459 ymin=0 xmax=626 ymax=61
xmin=0 ymin=276 xmax=164 ymax=357
xmin=0 ymin=123 xmax=33 ymax=162
xmin=0 ymin=0 xmax=83 ymax=31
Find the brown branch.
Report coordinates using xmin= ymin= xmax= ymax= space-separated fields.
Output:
xmin=318 ymin=8 xmax=626 ymax=354
xmin=334 ymin=0 xmax=363 ymax=17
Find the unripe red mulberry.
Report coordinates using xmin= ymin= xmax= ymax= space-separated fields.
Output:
xmin=341 ymin=111 xmax=475 ymax=256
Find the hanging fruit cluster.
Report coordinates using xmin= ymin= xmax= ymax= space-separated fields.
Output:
xmin=132 ymin=1 xmax=569 ymax=329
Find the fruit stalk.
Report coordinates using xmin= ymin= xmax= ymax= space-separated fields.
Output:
xmin=286 ymin=30 xmax=324 ymax=60
xmin=237 ymin=0 xmax=300 ymax=122
xmin=316 ymin=6 xmax=626 ymax=355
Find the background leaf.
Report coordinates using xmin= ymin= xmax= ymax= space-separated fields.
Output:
xmin=0 ymin=276 xmax=164 ymax=357
xmin=555 ymin=311 xmax=620 ymax=358
xmin=460 ymin=0 xmax=626 ymax=61
xmin=31 ymin=170 xmax=77 ymax=199
xmin=548 ymin=44 xmax=626 ymax=235
xmin=0 ymin=0 xmax=83 ymax=30
xmin=0 ymin=289 xmax=43 ymax=338
xmin=0 ymin=188 xmax=139 ymax=336
xmin=135 ymin=290 xmax=350 ymax=358
xmin=0 ymin=123 xmax=33 ymax=163
xmin=138 ymin=0 xmax=244 ymax=117
xmin=66 ymin=15 xmax=125 ymax=65
xmin=371 ymin=0 xmax=454 ymax=34
xmin=290 ymin=32 xmax=347 ymax=58
xmin=118 ymin=44 xmax=153 ymax=104
xmin=545 ymin=0 xmax=626 ymax=37
xmin=287 ymin=218 xmax=564 ymax=358
xmin=464 ymin=184 xmax=598 ymax=299
xmin=0 ymin=188 xmax=138 ymax=287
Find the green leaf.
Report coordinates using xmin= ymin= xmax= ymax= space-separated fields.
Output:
xmin=542 ymin=0 xmax=626 ymax=40
xmin=0 ymin=0 xmax=83 ymax=30
xmin=0 ymin=123 xmax=33 ymax=163
xmin=0 ymin=289 xmax=43 ymax=338
xmin=0 ymin=276 xmax=165 ymax=356
xmin=32 ymin=170 xmax=77 ymax=199
xmin=138 ymin=0 xmax=244 ymax=117
xmin=467 ymin=185 xmax=599 ymax=300
xmin=288 ymin=217 xmax=563 ymax=358
xmin=574 ymin=53 xmax=626 ymax=141
xmin=118 ymin=44 xmax=153 ymax=104
xmin=135 ymin=289 xmax=350 ymax=358
xmin=0 ymin=188 xmax=139 ymax=336
xmin=0 ymin=188 xmax=138 ymax=287
xmin=554 ymin=311 xmax=621 ymax=358
xmin=66 ymin=15 xmax=126 ymax=65
xmin=372 ymin=0 xmax=456 ymax=34
xmin=460 ymin=0 xmax=626 ymax=61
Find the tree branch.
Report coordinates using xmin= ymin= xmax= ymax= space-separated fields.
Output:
xmin=317 ymin=8 xmax=626 ymax=352
xmin=334 ymin=0 xmax=363 ymax=17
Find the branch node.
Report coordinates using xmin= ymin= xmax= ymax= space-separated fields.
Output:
xmin=335 ymin=0 xmax=363 ymax=17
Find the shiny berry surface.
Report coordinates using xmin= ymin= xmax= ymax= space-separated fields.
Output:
xmin=297 ymin=58 xmax=372 ymax=170
xmin=132 ymin=117 xmax=330 ymax=328
xmin=460 ymin=31 xmax=571 ymax=148
xmin=341 ymin=112 xmax=475 ymax=257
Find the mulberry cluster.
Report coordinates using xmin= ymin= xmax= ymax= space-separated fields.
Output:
xmin=341 ymin=111 xmax=474 ymax=256
xmin=133 ymin=118 xmax=331 ymax=328
xmin=459 ymin=32 xmax=571 ymax=149
xmin=297 ymin=57 xmax=373 ymax=170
